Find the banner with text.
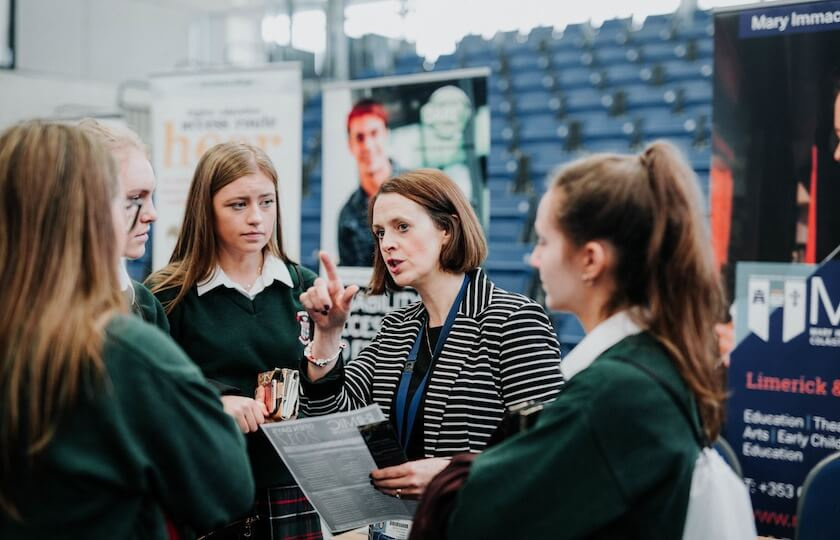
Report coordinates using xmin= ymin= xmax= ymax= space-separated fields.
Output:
xmin=711 ymin=1 xmax=840 ymax=299
xmin=725 ymin=261 xmax=840 ymax=538
xmin=150 ymin=65 xmax=302 ymax=269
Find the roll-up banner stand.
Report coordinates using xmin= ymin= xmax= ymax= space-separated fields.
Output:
xmin=713 ymin=1 xmax=840 ymax=536
xmin=150 ymin=64 xmax=303 ymax=270
xmin=321 ymin=68 xmax=490 ymax=360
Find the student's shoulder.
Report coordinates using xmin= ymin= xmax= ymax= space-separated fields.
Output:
xmin=573 ymin=334 xmax=687 ymax=420
xmin=149 ymin=282 xmax=195 ymax=310
xmin=378 ymin=299 xmax=423 ymax=328
xmin=104 ymin=315 xmax=202 ymax=381
xmin=485 ymin=281 xmax=551 ymax=323
xmin=287 ymin=262 xmax=318 ymax=289
xmin=131 ymin=279 xmax=156 ymax=303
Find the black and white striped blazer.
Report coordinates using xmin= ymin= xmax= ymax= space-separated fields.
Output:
xmin=302 ymin=268 xmax=564 ymax=457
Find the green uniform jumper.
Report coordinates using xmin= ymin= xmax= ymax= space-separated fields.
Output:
xmin=0 ymin=315 xmax=254 ymax=540
xmin=449 ymin=332 xmax=701 ymax=540
xmin=154 ymin=262 xmax=321 ymax=539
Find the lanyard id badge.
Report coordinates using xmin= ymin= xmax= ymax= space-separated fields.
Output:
xmin=394 ymin=275 xmax=470 ymax=449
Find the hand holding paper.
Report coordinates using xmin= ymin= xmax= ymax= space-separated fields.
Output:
xmin=370 ymin=457 xmax=451 ymax=500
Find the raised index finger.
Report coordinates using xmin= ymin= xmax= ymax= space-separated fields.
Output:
xmin=319 ymin=251 xmax=342 ymax=285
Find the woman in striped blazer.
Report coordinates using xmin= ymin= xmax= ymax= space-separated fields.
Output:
xmin=299 ymin=169 xmax=564 ymax=502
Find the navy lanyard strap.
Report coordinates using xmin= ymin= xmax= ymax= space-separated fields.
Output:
xmin=394 ymin=275 xmax=471 ymax=449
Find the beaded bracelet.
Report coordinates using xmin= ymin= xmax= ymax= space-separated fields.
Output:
xmin=304 ymin=342 xmax=347 ymax=367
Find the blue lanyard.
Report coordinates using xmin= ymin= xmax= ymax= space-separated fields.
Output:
xmin=394 ymin=275 xmax=470 ymax=450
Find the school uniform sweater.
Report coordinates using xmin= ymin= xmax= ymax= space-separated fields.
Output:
xmin=131 ymin=279 xmax=170 ymax=333
xmin=0 ymin=315 xmax=253 ymax=540
xmin=302 ymin=268 xmax=565 ymax=457
xmin=448 ymin=330 xmax=701 ymax=540
xmin=154 ymin=262 xmax=317 ymax=488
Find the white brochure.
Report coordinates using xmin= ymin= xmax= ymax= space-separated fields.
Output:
xmin=260 ymin=404 xmax=417 ymax=533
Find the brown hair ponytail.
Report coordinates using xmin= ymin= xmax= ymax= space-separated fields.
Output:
xmin=550 ymin=140 xmax=727 ymax=441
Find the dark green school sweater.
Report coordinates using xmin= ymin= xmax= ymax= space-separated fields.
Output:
xmin=0 ymin=315 xmax=254 ymax=540
xmin=448 ymin=332 xmax=701 ymax=540
xmin=130 ymin=279 xmax=170 ymax=333
xmin=154 ymin=262 xmax=317 ymax=489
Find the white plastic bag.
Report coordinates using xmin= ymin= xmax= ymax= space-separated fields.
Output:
xmin=682 ymin=448 xmax=757 ymax=540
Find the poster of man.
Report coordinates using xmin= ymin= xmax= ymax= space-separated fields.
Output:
xmin=338 ymin=99 xmax=405 ymax=267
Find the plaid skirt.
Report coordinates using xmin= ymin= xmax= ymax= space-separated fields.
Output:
xmin=199 ymin=484 xmax=322 ymax=540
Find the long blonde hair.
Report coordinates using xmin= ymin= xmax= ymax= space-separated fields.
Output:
xmin=148 ymin=142 xmax=288 ymax=311
xmin=77 ymin=117 xmax=148 ymax=159
xmin=0 ymin=121 xmax=125 ymax=518
xmin=549 ymin=141 xmax=727 ymax=441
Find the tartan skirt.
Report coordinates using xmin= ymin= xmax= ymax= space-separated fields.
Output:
xmin=198 ymin=484 xmax=322 ymax=540
xmin=256 ymin=484 xmax=323 ymax=540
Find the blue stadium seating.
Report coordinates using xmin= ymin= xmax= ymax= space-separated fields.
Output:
xmin=602 ymin=64 xmax=647 ymax=87
xmin=393 ymin=52 xmax=423 ymax=73
xmin=591 ymin=46 xmax=638 ymax=66
xmin=489 ymin=193 xmax=532 ymax=218
xmin=659 ymin=59 xmax=712 ymax=82
xmin=518 ymin=115 xmax=567 ymax=145
xmin=489 ymin=216 xmax=527 ymax=242
xmin=507 ymin=52 xmax=548 ymax=73
xmin=514 ymin=90 xmax=561 ymax=117
xmin=633 ymin=13 xmax=674 ymax=43
xmin=487 ymin=155 xmax=519 ymax=178
xmin=635 ymin=109 xmax=697 ymax=139
xmin=523 ymin=143 xmax=569 ymax=180
xmin=552 ymin=313 xmax=586 ymax=347
xmin=678 ymin=80 xmax=713 ymax=108
xmin=433 ymin=53 xmax=461 ymax=71
xmin=511 ymin=70 xmax=555 ymax=92
xmin=555 ymin=67 xmax=599 ymax=90
xmin=527 ymin=26 xmax=554 ymax=46
xmin=593 ymin=17 xmax=632 ymax=47
xmin=683 ymin=103 xmax=712 ymax=119
xmin=678 ymin=16 xmax=713 ymax=41
xmin=694 ymin=38 xmax=713 ymax=59
xmin=551 ymin=50 xmax=587 ymax=69
xmin=485 ymin=241 xmax=535 ymax=294
xmin=621 ymin=84 xmax=671 ymax=111
xmin=486 ymin=268 xmax=535 ymax=297
xmin=563 ymin=89 xmax=613 ymax=114
xmin=639 ymin=41 xmax=681 ymax=63
xmin=574 ymin=112 xmax=636 ymax=142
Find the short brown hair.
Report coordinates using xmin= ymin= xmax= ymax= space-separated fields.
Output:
xmin=367 ymin=169 xmax=487 ymax=294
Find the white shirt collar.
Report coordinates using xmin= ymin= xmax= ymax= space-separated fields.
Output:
xmin=119 ymin=259 xmax=132 ymax=292
xmin=561 ymin=310 xmax=643 ymax=381
xmin=197 ymin=253 xmax=293 ymax=299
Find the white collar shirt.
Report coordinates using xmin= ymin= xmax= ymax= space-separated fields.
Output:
xmin=119 ymin=259 xmax=136 ymax=306
xmin=560 ymin=310 xmax=643 ymax=381
xmin=197 ymin=254 xmax=293 ymax=300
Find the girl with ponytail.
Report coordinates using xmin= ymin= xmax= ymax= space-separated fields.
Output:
xmin=447 ymin=141 xmax=728 ymax=539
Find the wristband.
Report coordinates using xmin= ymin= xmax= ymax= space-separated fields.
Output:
xmin=304 ymin=342 xmax=346 ymax=368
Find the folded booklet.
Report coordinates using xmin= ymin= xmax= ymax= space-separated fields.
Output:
xmin=260 ymin=405 xmax=417 ymax=533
